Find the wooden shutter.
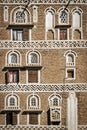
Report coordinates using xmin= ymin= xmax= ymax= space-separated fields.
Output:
xmin=29 ymin=113 xmax=38 ymax=124
xmin=60 ymin=29 xmax=67 ymax=40
xmin=12 ymin=112 xmax=17 ymax=125
xmin=28 ymin=70 xmax=38 ymax=83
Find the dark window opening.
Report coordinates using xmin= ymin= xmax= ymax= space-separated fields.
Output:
xmin=6 ymin=112 xmax=17 ymax=125
xmin=67 ymin=70 xmax=74 ymax=78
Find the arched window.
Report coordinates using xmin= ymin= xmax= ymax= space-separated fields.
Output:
xmin=64 ymin=50 xmax=77 ymax=66
xmin=15 ymin=11 xmax=26 ymax=23
xmin=27 ymin=94 xmax=41 ymax=109
xmin=30 ymin=97 xmax=37 ymax=108
xmin=46 ymin=10 xmax=54 ymax=30
xmin=48 ymin=94 xmax=62 ymax=123
xmin=59 ymin=9 xmax=68 ymax=24
xmin=30 ymin=53 xmax=38 ymax=63
xmin=13 ymin=8 xmax=28 ymax=23
xmin=27 ymin=51 xmax=40 ymax=65
xmin=10 ymin=53 xmax=17 ymax=63
xmin=5 ymin=94 xmax=20 ymax=109
xmin=48 ymin=94 xmax=62 ymax=107
xmin=73 ymin=11 xmax=81 ymax=28
xmin=9 ymin=96 xmax=17 ymax=106
xmin=53 ymin=98 xmax=59 ymax=106
xmin=7 ymin=51 xmax=21 ymax=66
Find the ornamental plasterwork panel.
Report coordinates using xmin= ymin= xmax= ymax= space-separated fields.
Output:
xmin=0 ymin=0 xmax=87 ymax=4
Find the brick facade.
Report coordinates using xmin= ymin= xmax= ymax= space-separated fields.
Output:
xmin=0 ymin=1 xmax=87 ymax=130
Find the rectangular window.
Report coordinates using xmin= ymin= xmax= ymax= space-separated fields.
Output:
xmin=66 ymin=68 xmax=75 ymax=80
xmin=29 ymin=113 xmax=38 ymax=124
xmin=8 ymin=70 xmax=19 ymax=83
xmin=6 ymin=112 xmax=17 ymax=125
xmin=13 ymin=29 xmax=23 ymax=41
xmin=60 ymin=29 xmax=67 ymax=40
xmin=28 ymin=70 xmax=38 ymax=83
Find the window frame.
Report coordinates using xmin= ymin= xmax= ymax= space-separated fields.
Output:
xmin=14 ymin=9 xmax=28 ymax=24
xmin=45 ymin=9 xmax=55 ymax=32
xmin=7 ymin=70 xmax=19 ymax=84
xmin=12 ymin=29 xmax=23 ymax=41
xmin=27 ymin=51 xmax=41 ymax=66
xmin=59 ymin=9 xmax=69 ymax=25
xmin=66 ymin=68 xmax=76 ymax=80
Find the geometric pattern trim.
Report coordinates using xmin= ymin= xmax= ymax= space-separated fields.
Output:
xmin=0 ymin=40 xmax=87 ymax=49
xmin=0 ymin=83 xmax=87 ymax=92
xmin=0 ymin=0 xmax=87 ymax=4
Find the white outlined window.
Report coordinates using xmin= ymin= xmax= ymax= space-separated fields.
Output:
xmin=6 ymin=51 xmax=21 ymax=66
xmin=8 ymin=96 xmax=17 ymax=107
xmin=4 ymin=6 xmax=8 ymax=21
xmin=64 ymin=50 xmax=77 ymax=66
xmin=27 ymin=94 xmax=41 ymax=109
xmin=27 ymin=51 xmax=41 ymax=66
xmin=73 ymin=11 xmax=81 ymax=28
xmin=5 ymin=94 xmax=20 ymax=125
xmin=72 ymin=8 xmax=83 ymax=39
xmin=48 ymin=94 xmax=62 ymax=124
xmin=5 ymin=94 xmax=20 ymax=110
xmin=59 ymin=9 xmax=69 ymax=24
xmin=66 ymin=68 xmax=76 ymax=80
xmin=14 ymin=9 xmax=28 ymax=23
xmin=46 ymin=10 xmax=54 ymax=31
xmin=48 ymin=94 xmax=62 ymax=108
xmin=27 ymin=94 xmax=41 ymax=125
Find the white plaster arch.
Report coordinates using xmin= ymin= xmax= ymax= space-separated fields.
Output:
xmin=26 ymin=50 xmax=41 ymax=65
xmin=5 ymin=50 xmax=22 ymax=66
xmin=10 ymin=6 xmax=31 ymax=23
xmin=5 ymin=93 xmax=20 ymax=109
xmin=27 ymin=93 xmax=41 ymax=109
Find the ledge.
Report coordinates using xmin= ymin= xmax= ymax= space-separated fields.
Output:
xmin=22 ymin=109 xmax=43 ymax=114
xmin=0 ymin=109 xmax=21 ymax=114
xmin=7 ymin=24 xmax=34 ymax=29
xmin=55 ymin=24 xmax=71 ymax=28
xmin=2 ymin=65 xmax=42 ymax=71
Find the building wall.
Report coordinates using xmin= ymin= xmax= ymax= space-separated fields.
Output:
xmin=0 ymin=1 xmax=87 ymax=129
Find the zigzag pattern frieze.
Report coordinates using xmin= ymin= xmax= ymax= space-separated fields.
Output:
xmin=0 ymin=0 xmax=87 ymax=4
xmin=0 ymin=84 xmax=87 ymax=92
xmin=0 ymin=40 xmax=87 ymax=49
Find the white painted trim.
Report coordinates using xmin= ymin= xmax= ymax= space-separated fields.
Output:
xmin=4 ymin=6 xmax=8 ymax=22
xmin=33 ymin=6 xmax=38 ymax=23
xmin=67 ymin=91 xmax=78 ymax=130
xmin=66 ymin=68 xmax=76 ymax=80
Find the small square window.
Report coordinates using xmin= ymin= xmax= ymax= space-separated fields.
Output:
xmin=66 ymin=69 xmax=75 ymax=80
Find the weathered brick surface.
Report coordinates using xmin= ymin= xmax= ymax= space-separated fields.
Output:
xmin=0 ymin=2 xmax=87 ymax=127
